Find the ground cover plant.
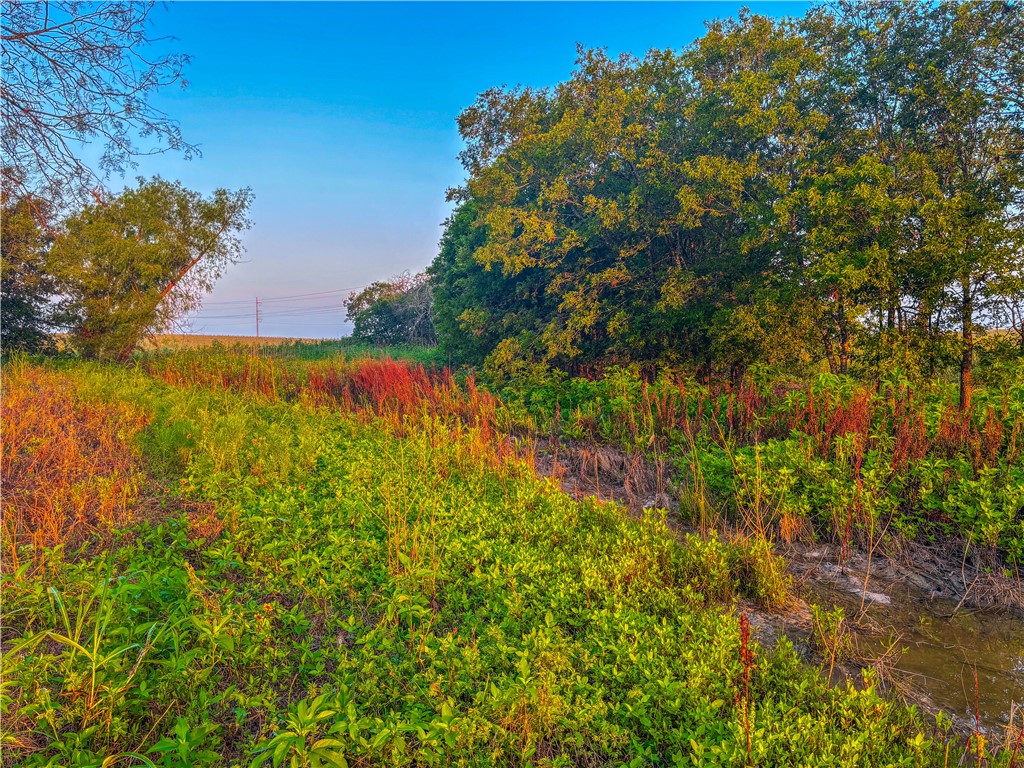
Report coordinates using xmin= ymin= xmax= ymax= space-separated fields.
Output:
xmin=4 ymin=352 xmax=1003 ymax=767
xmin=494 ymin=366 xmax=1024 ymax=565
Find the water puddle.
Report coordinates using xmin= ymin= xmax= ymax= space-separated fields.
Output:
xmin=798 ymin=561 xmax=1024 ymax=731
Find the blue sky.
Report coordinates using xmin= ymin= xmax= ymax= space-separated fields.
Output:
xmin=131 ymin=2 xmax=810 ymax=337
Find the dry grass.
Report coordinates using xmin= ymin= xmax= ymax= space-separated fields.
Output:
xmin=1 ymin=365 xmax=151 ymax=570
xmin=143 ymin=334 xmax=321 ymax=350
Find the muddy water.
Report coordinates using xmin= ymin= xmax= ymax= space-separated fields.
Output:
xmin=799 ymin=562 xmax=1024 ymax=731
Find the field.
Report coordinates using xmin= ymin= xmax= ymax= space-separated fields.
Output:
xmin=3 ymin=346 xmax=1023 ymax=767
xmin=143 ymin=336 xmax=445 ymax=367
xmin=143 ymin=335 xmax=320 ymax=350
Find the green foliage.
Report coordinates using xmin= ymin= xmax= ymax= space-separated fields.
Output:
xmin=249 ymin=693 xmax=348 ymax=768
xmin=0 ymin=194 xmax=60 ymax=354
xmin=496 ymin=364 xmax=1024 ymax=561
xmin=2 ymin=358 xmax=972 ymax=766
xmin=149 ymin=717 xmax=221 ymax=767
xmin=428 ymin=2 xmax=1024 ymax=393
xmin=344 ymin=273 xmax=436 ymax=347
xmin=429 ymin=201 xmax=554 ymax=368
xmin=277 ymin=339 xmax=444 ymax=367
xmin=48 ymin=177 xmax=253 ymax=362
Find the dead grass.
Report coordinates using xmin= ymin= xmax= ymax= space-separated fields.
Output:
xmin=1 ymin=365 xmax=151 ymax=570
xmin=143 ymin=334 xmax=320 ymax=350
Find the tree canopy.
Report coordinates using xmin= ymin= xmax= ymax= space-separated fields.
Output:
xmin=47 ymin=178 xmax=253 ymax=361
xmin=429 ymin=1 xmax=1024 ymax=405
xmin=345 ymin=272 xmax=437 ymax=346
xmin=0 ymin=193 xmax=60 ymax=353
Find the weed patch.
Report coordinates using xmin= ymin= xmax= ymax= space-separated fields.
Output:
xmin=1 ymin=363 xmax=152 ymax=570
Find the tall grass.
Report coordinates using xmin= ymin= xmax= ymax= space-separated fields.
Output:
xmin=1 ymin=363 xmax=152 ymax=571
xmin=143 ymin=351 xmax=496 ymax=436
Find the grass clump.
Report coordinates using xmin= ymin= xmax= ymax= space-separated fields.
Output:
xmin=1 ymin=362 xmax=152 ymax=571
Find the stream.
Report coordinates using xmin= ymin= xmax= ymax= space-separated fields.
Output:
xmin=794 ymin=553 xmax=1024 ymax=733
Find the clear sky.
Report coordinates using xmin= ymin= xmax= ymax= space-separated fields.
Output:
xmin=132 ymin=1 xmax=811 ymax=337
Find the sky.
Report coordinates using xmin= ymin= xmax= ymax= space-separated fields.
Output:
xmin=129 ymin=1 xmax=811 ymax=338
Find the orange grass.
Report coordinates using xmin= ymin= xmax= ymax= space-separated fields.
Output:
xmin=1 ymin=365 xmax=151 ymax=570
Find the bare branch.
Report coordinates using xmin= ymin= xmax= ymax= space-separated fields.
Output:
xmin=0 ymin=1 xmax=198 ymax=218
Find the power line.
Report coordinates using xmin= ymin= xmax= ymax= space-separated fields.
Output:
xmin=192 ymin=305 xmax=347 ymax=320
xmin=182 ymin=285 xmax=365 ymax=336
xmin=198 ymin=285 xmax=368 ymax=307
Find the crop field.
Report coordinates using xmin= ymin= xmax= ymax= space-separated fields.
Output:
xmin=143 ymin=335 xmax=319 ymax=350
xmin=3 ymin=348 xmax=1022 ymax=767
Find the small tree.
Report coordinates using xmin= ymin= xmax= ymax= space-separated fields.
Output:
xmin=0 ymin=193 xmax=59 ymax=353
xmin=345 ymin=272 xmax=436 ymax=346
xmin=48 ymin=177 xmax=253 ymax=361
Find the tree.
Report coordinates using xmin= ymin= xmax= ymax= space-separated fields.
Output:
xmin=430 ymin=1 xmax=1023 ymax=387
xmin=1 ymin=1 xmax=195 ymax=211
xmin=344 ymin=272 xmax=436 ymax=346
xmin=430 ymin=201 xmax=556 ymax=367
xmin=436 ymin=17 xmax=834 ymax=376
xmin=0 ymin=193 xmax=59 ymax=353
xmin=48 ymin=177 xmax=253 ymax=361
xmin=905 ymin=1 xmax=1024 ymax=409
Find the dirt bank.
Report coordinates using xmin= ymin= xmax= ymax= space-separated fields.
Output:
xmin=527 ymin=437 xmax=1024 ymax=615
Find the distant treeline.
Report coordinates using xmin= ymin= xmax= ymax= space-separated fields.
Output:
xmin=403 ymin=1 xmax=1023 ymax=409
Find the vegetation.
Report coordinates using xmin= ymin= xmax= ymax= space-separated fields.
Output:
xmin=145 ymin=337 xmax=445 ymax=366
xmin=494 ymin=365 xmax=1024 ymax=563
xmin=4 ymin=1 xmax=1024 ymax=765
xmin=1 ymin=2 xmax=244 ymax=362
xmin=345 ymin=273 xmax=437 ymax=347
xmin=130 ymin=343 xmax=1024 ymax=562
xmin=47 ymin=178 xmax=253 ymax=362
xmin=429 ymin=2 xmax=1024 ymax=412
xmin=1 ymin=179 xmax=253 ymax=361
xmin=0 ymin=194 xmax=60 ymax=353
xmin=5 ymin=352 xmax=1000 ymax=767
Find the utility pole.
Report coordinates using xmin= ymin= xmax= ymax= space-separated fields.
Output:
xmin=255 ymin=296 xmax=261 ymax=341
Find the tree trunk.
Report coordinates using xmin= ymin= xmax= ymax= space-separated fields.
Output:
xmin=836 ymin=297 xmax=851 ymax=374
xmin=821 ymin=326 xmax=838 ymax=375
xmin=959 ymin=278 xmax=973 ymax=412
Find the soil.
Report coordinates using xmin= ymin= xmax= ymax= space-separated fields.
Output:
xmin=526 ymin=436 xmax=678 ymax=515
